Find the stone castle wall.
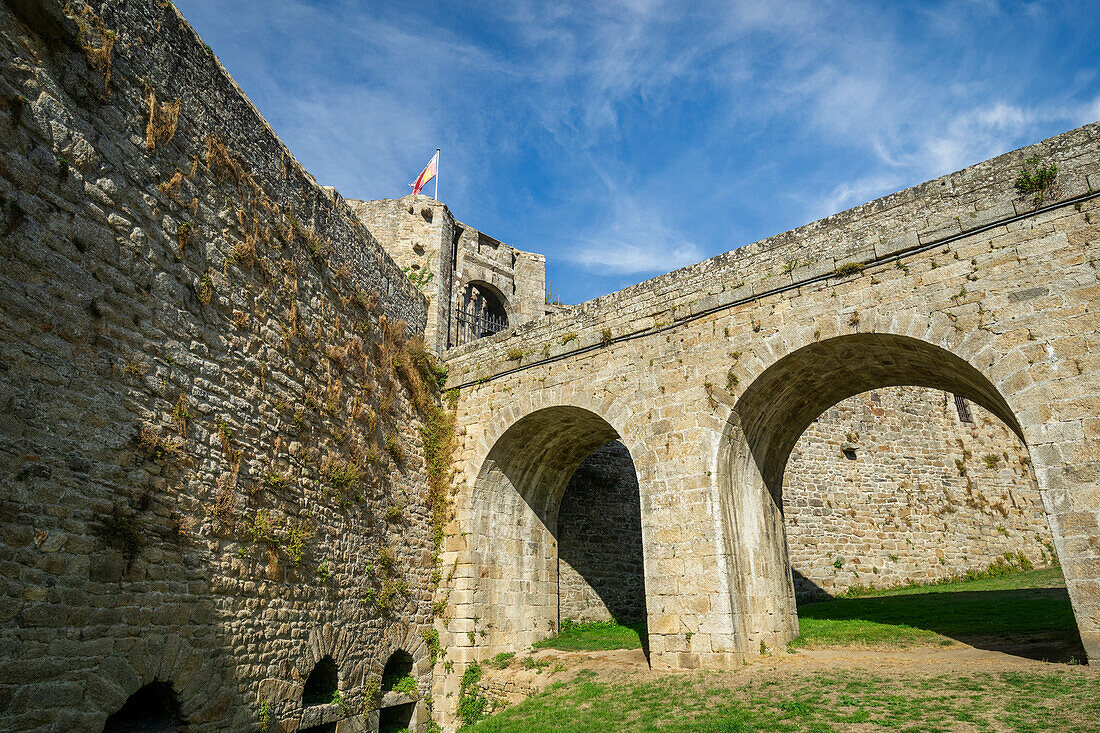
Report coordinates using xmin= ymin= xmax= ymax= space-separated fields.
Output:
xmin=783 ymin=388 xmax=1053 ymax=599
xmin=346 ymin=195 xmax=453 ymax=352
xmin=557 ymin=441 xmax=646 ymax=624
xmin=346 ymin=195 xmax=547 ymax=352
xmin=1 ymin=2 xmax=437 ymax=730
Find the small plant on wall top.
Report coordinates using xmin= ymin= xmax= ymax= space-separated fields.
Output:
xmin=1014 ymin=157 xmax=1057 ymax=205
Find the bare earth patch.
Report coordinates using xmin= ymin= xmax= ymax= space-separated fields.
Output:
xmin=474 ymin=645 xmax=1099 ymax=732
xmin=468 ymin=569 xmax=1094 ymax=731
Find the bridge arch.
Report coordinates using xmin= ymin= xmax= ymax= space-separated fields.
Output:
xmin=716 ymin=331 xmax=1073 ymax=652
xmin=733 ymin=332 xmax=1022 ymax=497
xmin=466 ymin=404 xmax=651 ymax=653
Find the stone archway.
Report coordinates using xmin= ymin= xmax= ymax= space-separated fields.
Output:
xmin=465 ymin=406 xmax=649 ymax=654
xmin=458 ymin=280 xmax=510 ymax=345
xmin=781 ymin=386 xmax=1052 ymax=600
xmin=716 ymin=332 xmax=1078 ymax=653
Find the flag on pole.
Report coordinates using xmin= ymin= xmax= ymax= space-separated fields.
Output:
xmin=410 ymin=150 xmax=438 ymax=196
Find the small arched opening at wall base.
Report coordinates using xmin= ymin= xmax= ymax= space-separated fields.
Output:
xmin=378 ymin=650 xmax=418 ymax=733
xmin=379 ymin=701 xmax=416 ymax=733
xmin=470 ymin=406 xmax=651 ymax=664
xmin=458 ymin=280 xmax=509 ymax=345
xmin=720 ymin=332 xmax=1086 ymax=664
xmin=102 ymin=680 xmax=186 ymax=732
xmin=302 ymin=656 xmax=339 ymax=707
xmin=381 ymin=649 xmax=415 ymax=693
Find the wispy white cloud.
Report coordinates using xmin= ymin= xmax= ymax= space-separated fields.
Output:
xmin=174 ymin=0 xmax=1100 ymax=302
xmin=560 ymin=196 xmax=703 ymax=275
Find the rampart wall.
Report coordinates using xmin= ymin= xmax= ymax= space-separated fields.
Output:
xmin=784 ymin=387 xmax=1051 ymax=598
xmin=557 ymin=440 xmax=646 ymax=624
xmin=0 ymin=1 xmax=437 ymax=730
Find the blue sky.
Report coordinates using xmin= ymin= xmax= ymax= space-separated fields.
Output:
xmin=173 ymin=0 xmax=1100 ymax=305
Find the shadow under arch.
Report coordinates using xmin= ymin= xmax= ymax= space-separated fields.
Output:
xmin=103 ymin=681 xmax=186 ymax=732
xmin=718 ymin=332 xmax=1032 ymax=652
xmin=737 ymin=333 xmax=1023 ymax=496
xmin=471 ymin=405 xmax=648 ymax=655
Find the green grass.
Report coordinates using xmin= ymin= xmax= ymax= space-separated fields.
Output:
xmin=795 ymin=567 xmax=1081 ymax=651
xmin=532 ymin=620 xmax=647 ymax=652
xmin=464 ymin=668 xmax=1100 ymax=732
xmin=466 ymin=569 xmax=1092 ymax=731
xmin=532 ymin=569 xmax=1076 ymax=654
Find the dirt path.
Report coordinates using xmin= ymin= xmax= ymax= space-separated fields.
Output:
xmin=483 ymin=641 xmax=1096 ymax=706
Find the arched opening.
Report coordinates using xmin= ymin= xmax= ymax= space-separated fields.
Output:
xmin=469 ymin=406 xmax=648 ymax=654
xmin=380 ymin=649 xmax=415 ymax=692
xmin=558 ymin=440 xmax=647 ymax=626
xmin=783 ymin=386 xmax=1052 ymax=601
xmin=103 ymin=681 xmax=185 ymax=732
xmin=378 ymin=649 xmax=417 ymax=733
xmin=302 ymin=656 xmax=339 ymax=707
xmin=458 ymin=281 xmax=508 ymax=345
xmin=719 ymin=333 xmax=1081 ymax=660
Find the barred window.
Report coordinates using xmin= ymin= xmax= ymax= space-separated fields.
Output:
xmin=954 ymin=394 xmax=972 ymax=423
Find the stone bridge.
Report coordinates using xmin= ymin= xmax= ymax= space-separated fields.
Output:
xmin=435 ymin=122 xmax=1100 ymax=704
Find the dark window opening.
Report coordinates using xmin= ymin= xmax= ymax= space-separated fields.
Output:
xmin=379 ymin=701 xmax=416 ymax=733
xmin=842 ymin=448 xmax=857 ymax=460
xmin=103 ymin=681 xmax=185 ymax=732
xmin=954 ymin=394 xmax=972 ymax=423
xmin=302 ymin=656 xmax=339 ymax=707
xmin=477 ymin=231 xmax=501 ymax=251
xmin=458 ymin=282 xmax=508 ymax=345
xmin=381 ymin=650 xmax=415 ymax=693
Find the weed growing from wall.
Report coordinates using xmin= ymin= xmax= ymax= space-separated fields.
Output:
xmin=144 ymin=86 xmax=182 ymax=150
xmin=64 ymin=2 xmax=116 ymax=92
xmin=458 ymin=662 xmax=487 ymax=726
xmin=1014 ymin=157 xmax=1058 ymax=205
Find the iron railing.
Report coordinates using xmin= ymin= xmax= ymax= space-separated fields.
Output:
xmin=457 ymin=306 xmax=507 ymax=346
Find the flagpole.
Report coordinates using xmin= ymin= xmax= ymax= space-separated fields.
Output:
xmin=434 ymin=148 xmax=440 ymax=201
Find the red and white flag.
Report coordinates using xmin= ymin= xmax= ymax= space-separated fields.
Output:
xmin=410 ymin=150 xmax=438 ymax=196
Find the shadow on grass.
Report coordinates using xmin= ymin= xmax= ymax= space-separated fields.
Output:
xmin=797 ymin=586 xmax=1087 ymax=663
xmin=534 ymin=620 xmax=651 ymax=662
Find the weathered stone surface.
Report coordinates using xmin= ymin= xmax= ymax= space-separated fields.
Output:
xmin=0 ymin=1 xmax=436 ymax=730
xmin=784 ymin=387 xmax=1051 ymax=598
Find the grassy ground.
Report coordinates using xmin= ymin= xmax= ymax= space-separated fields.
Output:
xmin=794 ymin=567 xmax=1080 ymax=652
xmin=532 ymin=568 xmax=1078 ymax=653
xmin=463 ymin=568 xmax=1092 ymax=731
xmin=464 ymin=667 xmax=1100 ymax=732
xmin=533 ymin=620 xmax=648 ymax=652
